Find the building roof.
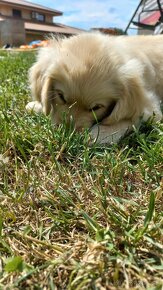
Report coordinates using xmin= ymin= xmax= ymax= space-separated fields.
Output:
xmin=0 ymin=0 xmax=63 ymax=15
xmin=25 ymin=21 xmax=85 ymax=35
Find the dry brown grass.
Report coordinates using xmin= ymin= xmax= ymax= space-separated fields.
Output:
xmin=0 ymin=51 xmax=163 ymax=290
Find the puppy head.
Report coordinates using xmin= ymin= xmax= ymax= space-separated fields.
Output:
xmin=35 ymin=36 xmax=124 ymax=130
xmin=30 ymin=34 xmax=145 ymax=129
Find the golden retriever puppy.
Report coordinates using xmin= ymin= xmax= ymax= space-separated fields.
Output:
xmin=26 ymin=33 xmax=163 ymax=144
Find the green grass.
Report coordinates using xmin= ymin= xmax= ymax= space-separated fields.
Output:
xmin=0 ymin=50 xmax=163 ymax=290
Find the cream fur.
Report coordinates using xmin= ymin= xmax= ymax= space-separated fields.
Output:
xmin=26 ymin=32 xmax=163 ymax=144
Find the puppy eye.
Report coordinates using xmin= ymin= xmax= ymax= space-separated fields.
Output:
xmin=57 ymin=91 xmax=66 ymax=103
xmin=90 ymin=104 xmax=103 ymax=111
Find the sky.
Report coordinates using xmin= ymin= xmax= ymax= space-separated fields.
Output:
xmin=30 ymin=0 xmax=139 ymax=33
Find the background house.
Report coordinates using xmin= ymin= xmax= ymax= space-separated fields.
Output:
xmin=125 ymin=0 xmax=163 ymax=35
xmin=0 ymin=0 xmax=85 ymax=46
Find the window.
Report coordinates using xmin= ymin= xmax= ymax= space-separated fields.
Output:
xmin=31 ymin=11 xmax=45 ymax=22
xmin=13 ymin=9 xmax=22 ymax=18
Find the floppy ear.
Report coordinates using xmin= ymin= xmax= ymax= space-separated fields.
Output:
xmin=102 ymin=59 xmax=147 ymax=125
xmin=41 ymin=76 xmax=54 ymax=115
xmin=29 ymin=63 xmax=54 ymax=116
xmin=29 ymin=63 xmax=43 ymax=103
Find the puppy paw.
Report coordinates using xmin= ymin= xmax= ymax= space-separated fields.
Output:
xmin=26 ymin=101 xmax=43 ymax=113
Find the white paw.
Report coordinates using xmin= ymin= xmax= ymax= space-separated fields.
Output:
xmin=26 ymin=101 xmax=43 ymax=113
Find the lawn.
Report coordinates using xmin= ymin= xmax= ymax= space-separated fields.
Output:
xmin=0 ymin=50 xmax=163 ymax=290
